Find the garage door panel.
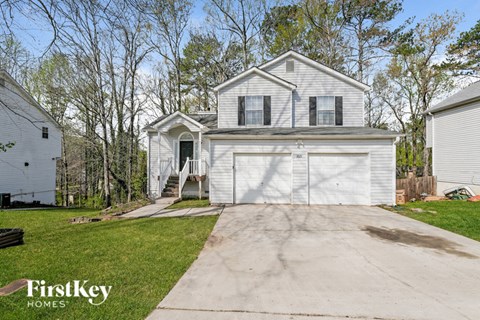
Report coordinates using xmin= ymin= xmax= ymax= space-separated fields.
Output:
xmin=309 ymin=154 xmax=369 ymax=205
xmin=235 ymin=154 xmax=291 ymax=204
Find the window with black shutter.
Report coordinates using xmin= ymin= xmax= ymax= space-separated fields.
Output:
xmin=42 ymin=127 xmax=49 ymax=139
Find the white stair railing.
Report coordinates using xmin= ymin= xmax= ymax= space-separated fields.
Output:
xmin=179 ymin=157 xmax=190 ymax=196
xmin=158 ymin=158 xmax=172 ymax=196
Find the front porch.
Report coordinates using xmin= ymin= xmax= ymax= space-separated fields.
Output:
xmin=159 ymin=158 xmax=209 ymax=199
xmin=145 ymin=112 xmax=213 ymax=199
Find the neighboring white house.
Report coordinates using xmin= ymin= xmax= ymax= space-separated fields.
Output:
xmin=0 ymin=70 xmax=62 ymax=205
xmin=426 ymin=81 xmax=480 ymax=195
xmin=145 ymin=51 xmax=400 ymax=205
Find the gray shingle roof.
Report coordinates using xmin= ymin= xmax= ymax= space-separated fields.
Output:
xmin=428 ymin=81 xmax=480 ymax=113
xmin=144 ymin=113 xmax=218 ymax=130
xmin=187 ymin=114 xmax=218 ymax=129
xmin=204 ymin=126 xmax=400 ymax=138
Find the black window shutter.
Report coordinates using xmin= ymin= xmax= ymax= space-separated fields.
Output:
xmin=263 ymin=96 xmax=271 ymax=125
xmin=238 ymin=96 xmax=245 ymax=126
xmin=309 ymin=97 xmax=317 ymax=126
xmin=335 ymin=96 xmax=343 ymax=126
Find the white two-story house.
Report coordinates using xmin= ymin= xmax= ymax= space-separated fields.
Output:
xmin=0 ymin=70 xmax=62 ymax=205
xmin=145 ymin=51 xmax=399 ymax=205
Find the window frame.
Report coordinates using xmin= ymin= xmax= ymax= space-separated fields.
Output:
xmin=316 ymin=96 xmax=335 ymax=126
xmin=244 ymin=95 xmax=264 ymax=126
xmin=42 ymin=127 xmax=49 ymax=139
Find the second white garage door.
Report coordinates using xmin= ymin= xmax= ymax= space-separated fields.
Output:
xmin=234 ymin=154 xmax=292 ymax=204
xmin=309 ymin=153 xmax=370 ymax=205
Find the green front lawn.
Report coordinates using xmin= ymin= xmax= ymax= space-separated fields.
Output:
xmin=167 ymin=199 xmax=210 ymax=209
xmin=0 ymin=208 xmax=217 ymax=319
xmin=397 ymin=201 xmax=480 ymax=241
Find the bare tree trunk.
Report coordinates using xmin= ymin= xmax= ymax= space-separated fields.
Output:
xmin=62 ymin=133 xmax=69 ymax=206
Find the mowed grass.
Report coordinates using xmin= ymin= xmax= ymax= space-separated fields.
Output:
xmin=167 ymin=199 xmax=210 ymax=209
xmin=0 ymin=208 xmax=217 ymax=319
xmin=399 ymin=201 xmax=480 ymax=241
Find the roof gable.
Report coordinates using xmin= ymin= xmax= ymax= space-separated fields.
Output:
xmin=428 ymin=81 xmax=480 ymax=113
xmin=259 ymin=50 xmax=370 ymax=91
xmin=213 ymin=67 xmax=296 ymax=92
xmin=0 ymin=69 xmax=61 ymax=128
xmin=148 ymin=111 xmax=205 ymax=132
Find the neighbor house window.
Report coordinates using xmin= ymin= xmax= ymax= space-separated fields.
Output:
xmin=245 ymin=96 xmax=263 ymax=125
xmin=42 ymin=127 xmax=49 ymax=139
xmin=317 ymin=96 xmax=335 ymax=125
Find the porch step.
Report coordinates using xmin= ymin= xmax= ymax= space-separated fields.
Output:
xmin=161 ymin=192 xmax=178 ymax=197
xmin=162 ymin=175 xmax=180 ymax=197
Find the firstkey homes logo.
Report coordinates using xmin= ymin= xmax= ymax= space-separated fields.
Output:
xmin=26 ymin=280 xmax=112 ymax=308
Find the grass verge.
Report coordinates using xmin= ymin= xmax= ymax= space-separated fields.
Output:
xmin=392 ymin=201 xmax=480 ymax=241
xmin=0 ymin=208 xmax=217 ymax=319
xmin=167 ymin=199 xmax=210 ymax=210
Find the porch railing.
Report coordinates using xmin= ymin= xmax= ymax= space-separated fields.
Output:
xmin=158 ymin=158 xmax=172 ymax=196
xmin=179 ymin=158 xmax=209 ymax=196
xmin=179 ymin=158 xmax=190 ymax=195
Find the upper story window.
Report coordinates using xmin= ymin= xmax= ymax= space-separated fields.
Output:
xmin=286 ymin=60 xmax=294 ymax=72
xmin=309 ymin=96 xmax=343 ymax=126
xmin=238 ymin=95 xmax=271 ymax=126
xmin=317 ymin=96 xmax=335 ymax=126
xmin=42 ymin=127 xmax=49 ymax=139
xmin=245 ymin=96 xmax=264 ymax=125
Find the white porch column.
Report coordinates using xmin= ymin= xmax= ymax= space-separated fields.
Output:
xmin=157 ymin=130 xmax=162 ymax=196
xmin=198 ymin=131 xmax=202 ymax=200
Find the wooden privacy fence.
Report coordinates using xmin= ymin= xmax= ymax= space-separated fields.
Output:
xmin=396 ymin=175 xmax=437 ymax=202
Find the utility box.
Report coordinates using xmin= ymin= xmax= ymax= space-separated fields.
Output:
xmin=0 ymin=193 xmax=11 ymax=208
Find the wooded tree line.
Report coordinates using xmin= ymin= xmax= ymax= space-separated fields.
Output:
xmin=1 ymin=0 xmax=479 ymax=207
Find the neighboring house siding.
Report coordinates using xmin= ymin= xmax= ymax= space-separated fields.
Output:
xmin=262 ymin=58 xmax=365 ymax=127
xmin=433 ymin=101 xmax=480 ymax=192
xmin=209 ymin=139 xmax=394 ymax=205
xmin=0 ymin=79 xmax=61 ymax=205
xmin=217 ymin=73 xmax=292 ymax=128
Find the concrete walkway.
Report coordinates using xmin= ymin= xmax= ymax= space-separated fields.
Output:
xmin=123 ymin=198 xmax=223 ymax=218
xmin=122 ymin=198 xmax=178 ymax=218
xmin=148 ymin=205 xmax=480 ymax=320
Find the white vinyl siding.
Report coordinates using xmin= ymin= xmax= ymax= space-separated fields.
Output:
xmin=0 ymin=77 xmax=61 ymax=205
xmin=217 ymin=72 xmax=291 ymax=128
xmin=432 ymin=101 xmax=480 ymax=190
xmin=245 ymin=96 xmax=263 ymax=125
xmin=263 ymin=57 xmax=364 ymax=127
xmin=147 ymin=132 xmax=160 ymax=196
xmin=209 ymin=139 xmax=395 ymax=205
xmin=317 ymin=96 xmax=335 ymax=125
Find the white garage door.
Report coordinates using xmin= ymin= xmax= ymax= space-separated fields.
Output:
xmin=234 ymin=154 xmax=292 ymax=204
xmin=309 ymin=154 xmax=369 ymax=205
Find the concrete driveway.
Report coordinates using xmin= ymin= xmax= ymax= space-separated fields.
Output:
xmin=147 ymin=205 xmax=480 ymax=320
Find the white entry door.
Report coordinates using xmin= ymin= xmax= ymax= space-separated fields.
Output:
xmin=234 ymin=154 xmax=292 ymax=204
xmin=309 ymin=153 xmax=369 ymax=205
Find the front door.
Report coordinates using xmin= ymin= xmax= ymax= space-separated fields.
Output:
xmin=179 ymin=141 xmax=194 ymax=170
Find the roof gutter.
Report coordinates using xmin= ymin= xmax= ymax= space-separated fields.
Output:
xmin=426 ymin=96 xmax=480 ymax=114
xmin=205 ymin=134 xmax=403 ymax=140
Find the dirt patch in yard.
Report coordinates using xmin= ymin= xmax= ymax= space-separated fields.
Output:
xmin=363 ymin=226 xmax=477 ymax=259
